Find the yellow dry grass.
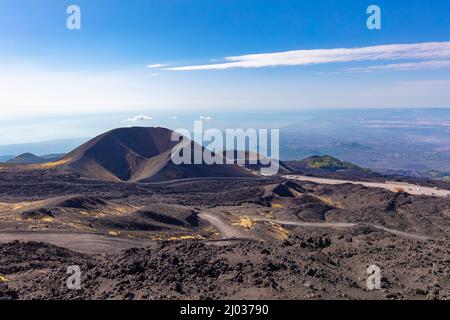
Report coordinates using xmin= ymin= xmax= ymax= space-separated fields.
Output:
xmin=264 ymin=210 xmax=274 ymax=218
xmin=0 ymin=275 xmax=9 ymax=282
xmin=0 ymin=201 xmax=35 ymax=212
xmin=111 ymin=204 xmax=138 ymax=215
xmin=168 ymin=235 xmax=205 ymax=241
xmin=271 ymin=203 xmax=284 ymax=209
xmin=231 ymin=216 xmax=255 ymax=229
xmin=268 ymin=222 xmax=289 ymax=240
xmin=31 ymin=157 xmax=72 ymax=169
xmin=40 ymin=217 xmax=55 ymax=222
xmin=0 ymin=157 xmax=72 ymax=172
xmin=150 ymin=234 xmax=205 ymax=241
xmin=0 ymin=198 xmax=136 ymax=221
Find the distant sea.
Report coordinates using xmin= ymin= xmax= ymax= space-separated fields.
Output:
xmin=2 ymin=108 xmax=450 ymax=176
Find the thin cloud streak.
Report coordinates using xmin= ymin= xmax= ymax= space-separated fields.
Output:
xmin=165 ymin=41 xmax=450 ymax=71
xmin=346 ymin=60 xmax=450 ymax=72
xmin=147 ymin=64 xmax=168 ymax=69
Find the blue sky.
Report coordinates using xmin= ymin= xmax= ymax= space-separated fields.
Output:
xmin=0 ymin=0 xmax=450 ymax=143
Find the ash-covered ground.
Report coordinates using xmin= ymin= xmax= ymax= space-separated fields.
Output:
xmin=1 ymin=236 xmax=448 ymax=300
xmin=0 ymin=169 xmax=449 ymax=300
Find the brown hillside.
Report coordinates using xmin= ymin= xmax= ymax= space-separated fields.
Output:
xmin=61 ymin=127 xmax=254 ymax=182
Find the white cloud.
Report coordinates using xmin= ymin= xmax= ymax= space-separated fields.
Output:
xmin=126 ymin=115 xmax=153 ymax=122
xmin=170 ymin=116 xmax=179 ymax=119
xmin=166 ymin=41 xmax=450 ymax=71
xmin=346 ymin=60 xmax=450 ymax=72
xmin=147 ymin=64 xmax=168 ymax=69
xmin=199 ymin=116 xmax=214 ymax=121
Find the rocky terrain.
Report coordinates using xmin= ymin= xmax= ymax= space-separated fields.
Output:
xmin=0 ymin=171 xmax=448 ymax=300
xmin=0 ymin=127 xmax=449 ymax=300
xmin=0 ymin=235 xmax=448 ymax=300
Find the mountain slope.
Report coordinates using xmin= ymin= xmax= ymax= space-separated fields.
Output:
xmin=7 ymin=153 xmax=46 ymax=164
xmin=286 ymin=155 xmax=366 ymax=172
xmin=60 ymin=127 xmax=255 ymax=182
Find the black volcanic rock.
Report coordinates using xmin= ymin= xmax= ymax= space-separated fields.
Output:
xmin=21 ymin=208 xmax=55 ymax=220
xmin=135 ymin=203 xmax=199 ymax=227
xmin=47 ymin=195 xmax=108 ymax=210
xmin=272 ymin=183 xmax=295 ymax=197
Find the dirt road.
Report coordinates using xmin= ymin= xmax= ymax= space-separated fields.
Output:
xmin=200 ymin=211 xmax=430 ymax=242
xmin=199 ymin=212 xmax=252 ymax=239
xmin=253 ymin=218 xmax=431 ymax=241
xmin=0 ymin=232 xmax=154 ymax=254
xmin=284 ymin=175 xmax=450 ymax=197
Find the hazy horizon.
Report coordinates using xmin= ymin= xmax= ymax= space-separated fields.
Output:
xmin=2 ymin=107 xmax=450 ymax=146
xmin=1 ymin=0 xmax=450 ymax=143
xmin=3 ymin=108 xmax=450 ymax=177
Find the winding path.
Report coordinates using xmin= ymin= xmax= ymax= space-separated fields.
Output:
xmin=200 ymin=213 xmax=431 ymax=242
xmin=199 ymin=212 xmax=250 ymax=239
xmin=252 ymin=218 xmax=431 ymax=241
xmin=0 ymin=232 xmax=154 ymax=254
xmin=283 ymin=175 xmax=450 ymax=197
